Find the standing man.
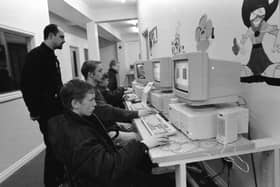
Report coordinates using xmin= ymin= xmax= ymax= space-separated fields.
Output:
xmin=108 ymin=59 xmax=120 ymax=91
xmin=21 ymin=24 xmax=65 ymax=187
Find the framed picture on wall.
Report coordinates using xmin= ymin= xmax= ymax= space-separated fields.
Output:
xmin=149 ymin=26 xmax=158 ymax=46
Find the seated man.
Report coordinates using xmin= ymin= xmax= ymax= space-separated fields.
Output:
xmin=47 ymin=79 xmax=173 ymax=187
xmin=97 ymin=73 xmax=126 ymax=108
xmin=81 ymin=60 xmax=152 ymax=144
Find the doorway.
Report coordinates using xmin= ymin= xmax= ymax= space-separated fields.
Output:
xmin=70 ymin=46 xmax=80 ymax=78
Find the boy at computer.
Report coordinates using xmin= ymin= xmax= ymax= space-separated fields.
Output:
xmin=47 ymin=79 xmax=173 ymax=187
xmin=81 ymin=60 xmax=154 ymax=145
xmin=97 ymin=73 xmax=126 ymax=108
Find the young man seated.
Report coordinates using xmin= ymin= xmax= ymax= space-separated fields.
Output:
xmin=97 ymin=73 xmax=126 ymax=108
xmin=47 ymin=79 xmax=173 ymax=187
xmin=81 ymin=60 xmax=154 ymax=145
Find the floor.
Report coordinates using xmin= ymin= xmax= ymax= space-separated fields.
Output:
xmin=0 ymin=151 xmax=45 ymax=187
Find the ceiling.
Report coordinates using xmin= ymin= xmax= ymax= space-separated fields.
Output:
xmin=82 ymin=0 xmax=137 ymax=9
xmin=48 ymin=0 xmax=139 ymax=39
xmin=83 ymin=0 xmax=138 ymax=37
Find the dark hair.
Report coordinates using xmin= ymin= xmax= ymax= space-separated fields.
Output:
xmin=109 ymin=60 xmax=117 ymax=68
xmin=101 ymin=73 xmax=109 ymax=80
xmin=60 ymin=79 xmax=95 ymax=110
xmin=43 ymin=24 xmax=59 ymax=40
xmin=81 ymin=60 xmax=101 ymax=80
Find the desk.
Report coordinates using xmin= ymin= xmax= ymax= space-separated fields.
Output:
xmin=126 ymin=100 xmax=280 ymax=187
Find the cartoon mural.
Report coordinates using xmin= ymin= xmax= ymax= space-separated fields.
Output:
xmin=233 ymin=0 xmax=280 ymax=85
xmin=195 ymin=14 xmax=215 ymax=52
xmin=171 ymin=22 xmax=185 ymax=56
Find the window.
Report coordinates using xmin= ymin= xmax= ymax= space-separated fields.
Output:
xmin=0 ymin=29 xmax=30 ymax=95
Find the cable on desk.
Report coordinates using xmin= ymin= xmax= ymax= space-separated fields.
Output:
xmin=225 ymin=156 xmax=250 ymax=173
xmin=237 ymin=97 xmax=258 ymax=187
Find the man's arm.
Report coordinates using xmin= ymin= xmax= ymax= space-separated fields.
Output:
xmin=94 ymin=104 xmax=138 ymax=123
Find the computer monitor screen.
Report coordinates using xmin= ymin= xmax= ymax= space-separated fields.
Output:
xmin=174 ymin=60 xmax=189 ymax=92
xmin=135 ymin=63 xmax=145 ymax=79
xmin=172 ymin=52 xmax=241 ymax=106
xmin=151 ymin=57 xmax=172 ymax=90
xmin=152 ymin=61 xmax=160 ymax=82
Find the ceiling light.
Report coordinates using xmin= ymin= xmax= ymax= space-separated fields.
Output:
xmin=121 ymin=0 xmax=126 ymax=3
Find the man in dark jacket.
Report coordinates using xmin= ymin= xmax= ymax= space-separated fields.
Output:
xmin=47 ymin=79 xmax=172 ymax=187
xmin=81 ymin=60 xmax=155 ymax=144
xmin=108 ymin=59 xmax=119 ymax=91
xmin=21 ymin=24 xmax=65 ymax=187
xmin=98 ymin=73 xmax=126 ymax=108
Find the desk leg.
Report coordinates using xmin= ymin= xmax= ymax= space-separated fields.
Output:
xmin=175 ymin=164 xmax=186 ymax=187
xmin=274 ymin=149 xmax=280 ymax=187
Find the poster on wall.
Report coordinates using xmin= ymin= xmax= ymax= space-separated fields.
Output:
xmin=233 ymin=0 xmax=280 ymax=86
xmin=195 ymin=14 xmax=215 ymax=52
xmin=149 ymin=26 xmax=158 ymax=56
xmin=171 ymin=22 xmax=185 ymax=56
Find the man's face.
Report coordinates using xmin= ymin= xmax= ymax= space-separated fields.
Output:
xmin=93 ymin=64 xmax=104 ymax=83
xmin=73 ymin=92 xmax=96 ymax=116
xmin=100 ymin=78 xmax=109 ymax=87
xmin=52 ymin=29 xmax=65 ymax=49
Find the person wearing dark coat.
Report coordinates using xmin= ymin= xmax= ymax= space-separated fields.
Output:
xmin=98 ymin=73 xmax=126 ymax=108
xmin=20 ymin=24 xmax=65 ymax=187
xmin=81 ymin=60 xmax=155 ymax=145
xmin=47 ymin=79 xmax=172 ymax=187
xmin=108 ymin=59 xmax=119 ymax=91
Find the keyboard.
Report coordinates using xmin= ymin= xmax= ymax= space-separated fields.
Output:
xmin=141 ymin=114 xmax=177 ymax=136
xmin=125 ymin=93 xmax=138 ymax=101
xmin=131 ymin=102 xmax=148 ymax=111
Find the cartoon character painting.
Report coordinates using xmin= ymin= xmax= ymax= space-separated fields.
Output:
xmin=195 ymin=14 xmax=214 ymax=52
xmin=234 ymin=0 xmax=280 ymax=85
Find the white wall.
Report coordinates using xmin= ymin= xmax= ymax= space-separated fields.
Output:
xmin=138 ymin=1 xmax=280 ymax=186
xmin=49 ymin=13 xmax=88 ymax=82
xmin=100 ymin=43 xmax=117 ymax=72
xmin=0 ymin=0 xmax=49 ymax=181
xmin=117 ymin=36 xmax=139 ymax=86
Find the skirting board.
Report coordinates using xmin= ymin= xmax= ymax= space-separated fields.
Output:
xmin=202 ymin=161 xmax=227 ymax=187
xmin=0 ymin=143 xmax=45 ymax=183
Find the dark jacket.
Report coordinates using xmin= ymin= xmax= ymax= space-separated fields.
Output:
xmin=93 ymin=88 xmax=138 ymax=131
xmin=21 ymin=43 xmax=63 ymax=120
xmin=98 ymin=85 xmax=125 ymax=108
xmin=108 ymin=68 xmax=118 ymax=91
xmin=47 ymin=110 xmax=151 ymax=187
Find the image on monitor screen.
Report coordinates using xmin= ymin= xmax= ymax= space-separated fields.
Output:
xmin=136 ymin=63 xmax=145 ymax=79
xmin=174 ymin=60 xmax=189 ymax=92
xmin=152 ymin=61 xmax=160 ymax=82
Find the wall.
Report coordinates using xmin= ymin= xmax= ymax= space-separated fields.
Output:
xmin=0 ymin=0 xmax=49 ymax=183
xmin=49 ymin=13 xmax=88 ymax=82
xmin=138 ymin=0 xmax=280 ymax=187
xmin=100 ymin=42 xmax=117 ymax=72
xmin=118 ymin=35 xmax=139 ymax=86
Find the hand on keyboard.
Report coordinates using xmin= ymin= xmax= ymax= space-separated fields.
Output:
xmin=141 ymin=134 xmax=169 ymax=149
xmin=138 ymin=108 xmax=158 ymax=117
xmin=141 ymin=114 xmax=177 ymax=136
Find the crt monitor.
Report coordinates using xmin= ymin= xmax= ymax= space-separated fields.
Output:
xmin=134 ymin=60 xmax=152 ymax=84
xmin=134 ymin=61 xmax=146 ymax=84
xmin=173 ymin=52 xmax=241 ymax=106
xmin=152 ymin=57 xmax=172 ymax=90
